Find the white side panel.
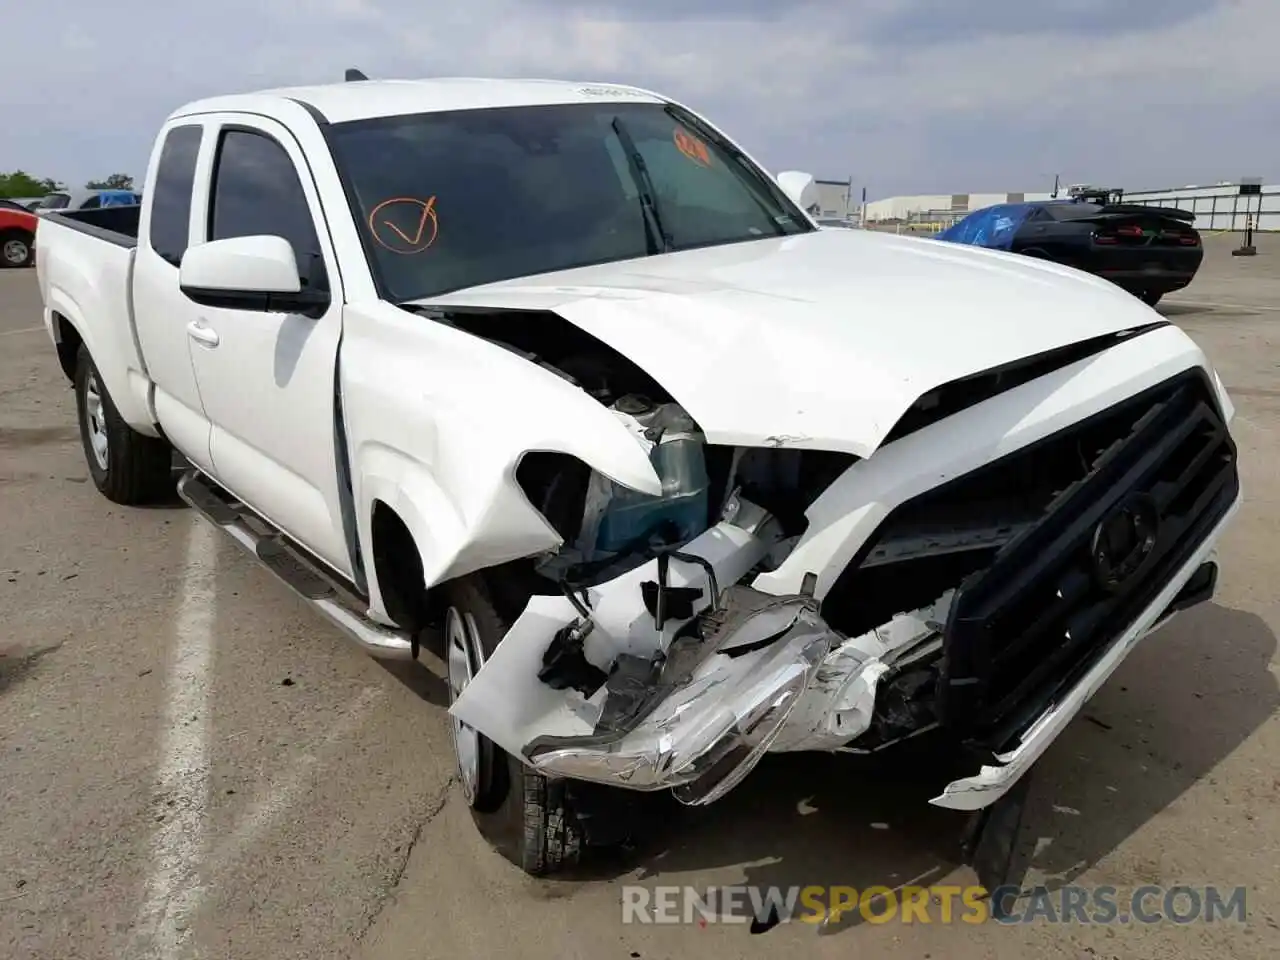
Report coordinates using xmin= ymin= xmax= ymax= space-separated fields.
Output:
xmin=35 ymin=219 xmax=156 ymax=434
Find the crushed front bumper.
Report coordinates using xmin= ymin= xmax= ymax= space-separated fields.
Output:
xmin=450 ymin=489 xmax=1239 ymax=813
xmin=525 ymin=592 xmax=833 ymax=806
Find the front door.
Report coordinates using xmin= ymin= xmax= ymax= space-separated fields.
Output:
xmin=182 ymin=115 xmax=353 ymax=579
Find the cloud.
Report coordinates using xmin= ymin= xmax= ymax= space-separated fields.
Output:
xmin=2 ymin=0 xmax=1276 ymax=198
xmin=864 ymin=0 xmax=1216 ymax=45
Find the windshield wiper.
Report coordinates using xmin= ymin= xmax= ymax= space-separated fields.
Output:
xmin=611 ymin=116 xmax=672 ymax=254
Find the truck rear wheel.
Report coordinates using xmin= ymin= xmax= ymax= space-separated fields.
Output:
xmin=443 ymin=575 xmax=592 ymax=876
xmin=74 ymin=344 xmax=173 ymax=505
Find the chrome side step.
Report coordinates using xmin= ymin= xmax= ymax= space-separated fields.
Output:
xmin=176 ymin=469 xmax=416 ymax=661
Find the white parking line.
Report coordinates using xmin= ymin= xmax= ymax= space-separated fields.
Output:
xmin=129 ymin=518 xmax=218 ymax=960
xmin=0 ymin=325 xmax=44 ymax=338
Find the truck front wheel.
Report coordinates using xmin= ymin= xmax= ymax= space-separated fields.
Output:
xmin=74 ymin=344 xmax=173 ymax=504
xmin=443 ymin=575 xmax=593 ymax=876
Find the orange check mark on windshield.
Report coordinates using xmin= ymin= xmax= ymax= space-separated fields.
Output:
xmin=383 ymin=195 xmax=437 ymax=246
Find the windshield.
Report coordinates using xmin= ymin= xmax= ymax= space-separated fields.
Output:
xmin=38 ymin=193 xmax=70 ymax=210
xmin=326 ymin=101 xmax=813 ymax=302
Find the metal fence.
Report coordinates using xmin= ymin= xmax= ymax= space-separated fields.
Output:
xmin=1126 ymin=188 xmax=1277 ymax=233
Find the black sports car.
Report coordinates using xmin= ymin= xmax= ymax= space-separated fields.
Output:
xmin=935 ymin=193 xmax=1203 ymax=306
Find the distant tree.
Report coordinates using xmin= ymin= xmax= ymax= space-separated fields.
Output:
xmin=0 ymin=171 xmax=65 ymax=198
xmin=85 ymin=173 xmax=135 ymax=191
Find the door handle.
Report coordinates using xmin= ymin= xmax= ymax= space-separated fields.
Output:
xmin=186 ymin=320 xmax=220 ymax=348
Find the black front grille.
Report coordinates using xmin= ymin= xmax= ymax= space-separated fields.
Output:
xmin=938 ymin=369 xmax=1238 ymax=743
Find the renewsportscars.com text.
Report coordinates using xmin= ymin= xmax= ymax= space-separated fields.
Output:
xmin=621 ymin=883 xmax=1248 ymax=926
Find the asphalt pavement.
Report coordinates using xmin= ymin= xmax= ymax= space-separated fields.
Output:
xmin=1 ymin=234 xmax=1278 ymax=959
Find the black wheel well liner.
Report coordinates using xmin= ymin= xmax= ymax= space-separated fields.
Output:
xmin=369 ymin=499 xmax=432 ymax=633
xmin=51 ymin=312 xmax=83 ymax=383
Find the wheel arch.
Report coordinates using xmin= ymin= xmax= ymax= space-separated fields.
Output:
xmin=360 ymin=449 xmax=597 ymax=636
xmin=51 ymin=310 xmax=84 ymax=383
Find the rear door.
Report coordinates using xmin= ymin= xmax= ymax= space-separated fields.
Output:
xmin=182 ymin=114 xmax=353 ymax=578
xmin=132 ymin=121 xmax=215 ymax=471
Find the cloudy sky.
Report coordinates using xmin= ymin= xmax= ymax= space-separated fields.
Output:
xmin=4 ymin=0 xmax=1276 ymax=198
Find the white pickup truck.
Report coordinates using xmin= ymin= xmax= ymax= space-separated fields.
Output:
xmin=36 ymin=76 xmax=1241 ymax=877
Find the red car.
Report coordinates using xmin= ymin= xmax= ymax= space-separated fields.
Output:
xmin=0 ymin=200 xmax=38 ymax=268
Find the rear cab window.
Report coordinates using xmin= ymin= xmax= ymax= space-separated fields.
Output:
xmin=147 ymin=124 xmax=204 ymax=266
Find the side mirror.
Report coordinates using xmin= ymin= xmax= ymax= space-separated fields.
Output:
xmin=179 ymin=235 xmax=329 ymax=317
xmin=775 ymin=170 xmax=820 ymax=217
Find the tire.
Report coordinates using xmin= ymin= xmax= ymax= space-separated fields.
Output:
xmin=1141 ymin=291 xmax=1163 ymax=307
xmin=1 ymin=230 xmax=34 ymax=269
xmin=444 ymin=575 xmax=605 ymax=876
xmin=73 ymin=344 xmax=173 ymax=505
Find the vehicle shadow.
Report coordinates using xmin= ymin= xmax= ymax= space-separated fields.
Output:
xmin=378 ymin=657 xmax=451 ymax=708
xmin=0 ymin=643 xmax=61 ymax=697
xmin=580 ymin=601 xmax=1277 ymax=937
xmin=1159 ymin=303 xmax=1214 ymax=317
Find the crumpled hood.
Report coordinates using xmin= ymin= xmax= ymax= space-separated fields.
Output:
xmin=417 ymin=228 xmax=1163 ymax=458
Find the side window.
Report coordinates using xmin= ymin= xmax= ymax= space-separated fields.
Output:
xmin=81 ymin=196 xmax=102 ymax=210
xmin=149 ymin=124 xmax=203 ymax=266
xmin=208 ymin=128 xmax=323 ymax=287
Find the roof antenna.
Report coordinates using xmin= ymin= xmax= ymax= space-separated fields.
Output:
xmin=345 ymin=67 xmax=369 ymax=82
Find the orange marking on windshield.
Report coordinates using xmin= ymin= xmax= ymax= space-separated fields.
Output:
xmin=369 ymin=196 xmax=439 ymax=254
xmin=673 ymin=127 xmax=711 ymax=167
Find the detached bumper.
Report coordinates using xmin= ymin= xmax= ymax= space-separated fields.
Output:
xmin=525 ymin=593 xmax=834 ymax=806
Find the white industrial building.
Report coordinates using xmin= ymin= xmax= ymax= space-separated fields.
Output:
xmin=862 ymin=192 xmax=1053 ymax=223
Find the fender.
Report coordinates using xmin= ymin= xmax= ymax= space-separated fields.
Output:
xmin=341 ymin=301 xmax=664 ymax=615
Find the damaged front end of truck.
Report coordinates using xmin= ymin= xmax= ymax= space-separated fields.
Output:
xmin=449 ymin=452 xmax=932 ymax=809
xmin=434 ymin=307 xmax=1240 ymax=820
